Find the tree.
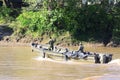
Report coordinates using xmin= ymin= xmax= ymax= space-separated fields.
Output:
xmin=11 ymin=0 xmax=120 ymax=46
xmin=2 ymin=0 xmax=22 ymax=8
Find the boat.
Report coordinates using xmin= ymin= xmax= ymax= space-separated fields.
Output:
xmin=31 ymin=43 xmax=95 ymax=62
xmin=30 ymin=43 xmax=113 ymax=64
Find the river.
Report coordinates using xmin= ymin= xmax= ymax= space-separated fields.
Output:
xmin=0 ymin=46 xmax=120 ymax=80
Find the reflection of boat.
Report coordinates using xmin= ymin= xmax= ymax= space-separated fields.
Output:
xmin=31 ymin=43 xmax=95 ymax=63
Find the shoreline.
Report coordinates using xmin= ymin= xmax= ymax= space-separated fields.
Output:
xmin=0 ymin=40 xmax=119 ymax=48
xmin=0 ymin=38 xmax=119 ymax=48
xmin=0 ymin=40 xmax=103 ymax=47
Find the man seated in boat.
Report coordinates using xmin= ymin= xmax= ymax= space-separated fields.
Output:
xmin=31 ymin=40 xmax=38 ymax=47
xmin=64 ymin=50 xmax=88 ymax=60
xmin=78 ymin=43 xmax=84 ymax=52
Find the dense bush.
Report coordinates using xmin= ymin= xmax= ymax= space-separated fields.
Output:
xmin=0 ymin=6 xmax=13 ymax=23
xmin=10 ymin=0 xmax=120 ymax=46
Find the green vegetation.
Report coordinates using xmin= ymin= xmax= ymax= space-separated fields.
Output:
xmin=0 ymin=0 xmax=120 ymax=46
xmin=0 ymin=6 xmax=13 ymax=23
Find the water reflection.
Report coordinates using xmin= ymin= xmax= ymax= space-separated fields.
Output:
xmin=0 ymin=47 xmax=120 ymax=80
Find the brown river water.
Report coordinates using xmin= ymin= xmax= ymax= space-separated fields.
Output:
xmin=0 ymin=46 xmax=120 ymax=80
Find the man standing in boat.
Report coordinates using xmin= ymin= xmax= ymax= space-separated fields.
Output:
xmin=48 ymin=37 xmax=55 ymax=51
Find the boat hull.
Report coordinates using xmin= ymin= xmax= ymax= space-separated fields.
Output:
xmin=31 ymin=44 xmax=96 ymax=63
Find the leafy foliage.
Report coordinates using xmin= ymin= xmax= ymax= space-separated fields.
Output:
xmin=0 ymin=6 xmax=13 ymax=23
xmin=10 ymin=0 xmax=120 ymax=46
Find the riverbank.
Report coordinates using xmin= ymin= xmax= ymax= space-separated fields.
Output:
xmin=0 ymin=24 xmax=120 ymax=48
xmin=0 ymin=40 xmax=102 ymax=48
xmin=0 ymin=39 xmax=117 ymax=48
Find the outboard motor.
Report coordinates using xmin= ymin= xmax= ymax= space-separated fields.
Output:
xmin=108 ymin=54 xmax=113 ymax=62
xmin=94 ymin=53 xmax=101 ymax=64
xmin=103 ymin=54 xmax=113 ymax=64
xmin=103 ymin=54 xmax=108 ymax=63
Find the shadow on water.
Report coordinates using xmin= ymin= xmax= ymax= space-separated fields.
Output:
xmin=0 ymin=24 xmax=13 ymax=40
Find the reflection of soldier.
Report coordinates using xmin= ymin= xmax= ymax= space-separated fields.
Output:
xmin=49 ymin=37 xmax=55 ymax=51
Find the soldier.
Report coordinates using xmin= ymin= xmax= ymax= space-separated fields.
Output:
xmin=78 ymin=43 xmax=84 ymax=52
xmin=48 ymin=37 xmax=55 ymax=51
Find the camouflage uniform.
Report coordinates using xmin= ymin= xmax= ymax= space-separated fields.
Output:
xmin=78 ymin=44 xmax=84 ymax=52
xmin=49 ymin=39 xmax=55 ymax=51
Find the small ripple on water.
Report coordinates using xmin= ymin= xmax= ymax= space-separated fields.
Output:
xmin=0 ymin=75 xmax=25 ymax=80
xmin=33 ymin=56 xmax=54 ymax=61
xmin=100 ymin=74 xmax=120 ymax=80
xmin=33 ymin=56 xmax=95 ymax=65
xmin=80 ymin=74 xmax=120 ymax=80
xmin=108 ymin=59 xmax=120 ymax=65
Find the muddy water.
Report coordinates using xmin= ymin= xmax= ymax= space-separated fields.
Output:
xmin=0 ymin=46 xmax=120 ymax=80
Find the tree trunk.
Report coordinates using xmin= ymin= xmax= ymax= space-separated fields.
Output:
xmin=2 ymin=0 xmax=11 ymax=7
